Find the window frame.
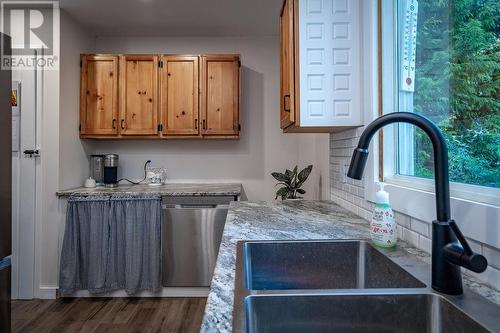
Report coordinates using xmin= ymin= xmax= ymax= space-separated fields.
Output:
xmin=363 ymin=0 xmax=500 ymax=250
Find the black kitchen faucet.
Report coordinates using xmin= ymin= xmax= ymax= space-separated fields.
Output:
xmin=347 ymin=112 xmax=487 ymax=295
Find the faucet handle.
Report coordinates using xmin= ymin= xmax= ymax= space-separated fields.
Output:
xmin=449 ymin=220 xmax=474 ymax=255
xmin=444 ymin=220 xmax=488 ymax=273
xmin=444 ymin=243 xmax=488 ymax=273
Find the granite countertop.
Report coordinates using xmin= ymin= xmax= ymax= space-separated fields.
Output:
xmin=200 ymin=200 xmax=500 ymax=333
xmin=56 ymin=183 xmax=242 ymax=197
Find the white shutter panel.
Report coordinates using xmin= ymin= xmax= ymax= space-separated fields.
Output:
xmin=299 ymin=0 xmax=362 ymax=127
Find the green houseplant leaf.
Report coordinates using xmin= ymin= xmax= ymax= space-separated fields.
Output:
xmin=271 ymin=172 xmax=288 ymax=183
xmin=275 ymin=187 xmax=288 ymax=200
xmin=272 ymin=165 xmax=313 ymax=200
xmin=298 ymin=165 xmax=313 ymax=182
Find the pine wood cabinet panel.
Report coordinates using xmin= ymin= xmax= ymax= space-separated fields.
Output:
xmin=119 ymin=55 xmax=158 ymax=135
xmin=200 ymin=55 xmax=240 ymax=136
xmin=80 ymin=55 xmax=118 ymax=135
xmin=279 ymin=0 xmax=295 ymax=129
xmin=161 ymin=56 xmax=199 ymax=136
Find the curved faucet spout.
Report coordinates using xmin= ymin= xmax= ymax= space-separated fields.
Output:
xmin=347 ymin=112 xmax=450 ymax=222
xmin=347 ymin=112 xmax=487 ymax=295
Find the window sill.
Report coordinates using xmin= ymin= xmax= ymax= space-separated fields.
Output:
xmin=365 ymin=177 xmax=500 ymax=249
xmin=386 ymin=175 xmax=500 ymax=207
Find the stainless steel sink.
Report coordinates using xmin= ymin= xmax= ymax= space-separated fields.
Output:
xmin=233 ymin=240 xmax=500 ymax=333
xmin=244 ymin=240 xmax=425 ymax=289
xmin=245 ymin=293 xmax=490 ymax=333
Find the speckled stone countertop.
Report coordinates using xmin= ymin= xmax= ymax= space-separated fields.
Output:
xmin=56 ymin=183 xmax=242 ymax=197
xmin=200 ymin=200 xmax=500 ymax=333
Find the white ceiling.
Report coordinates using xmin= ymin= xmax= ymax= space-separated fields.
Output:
xmin=60 ymin=0 xmax=283 ymax=37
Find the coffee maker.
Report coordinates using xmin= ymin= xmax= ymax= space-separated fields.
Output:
xmin=103 ymin=154 xmax=119 ymax=188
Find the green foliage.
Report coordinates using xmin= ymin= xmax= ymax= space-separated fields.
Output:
xmin=411 ymin=0 xmax=499 ymax=188
xmin=271 ymin=165 xmax=313 ymax=200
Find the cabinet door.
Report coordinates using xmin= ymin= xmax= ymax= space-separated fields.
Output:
xmin=161 ymin=56 xmax=199 ymax=136
xmin=280 ymin=0 xmax=295 ymax=129
xmin=200 ymin=55 xmax=240 ymax=136
xmin=80 ymin=55 xmax=118 ymax=135
xmin=297 ymin=0 xmax=362 ymax=127
xmin=119 ymin=55 xmax=158 ymax=135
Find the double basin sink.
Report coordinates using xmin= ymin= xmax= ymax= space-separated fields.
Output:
xmin=232 ymin=240 xmax=500 ymax=332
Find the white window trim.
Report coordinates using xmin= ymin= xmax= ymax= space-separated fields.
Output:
xmin=363 ymin=0 xmax=500 ymax=250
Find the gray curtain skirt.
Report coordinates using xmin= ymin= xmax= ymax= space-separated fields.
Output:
xmin=59 ymin=195 xmax=161 ymax=295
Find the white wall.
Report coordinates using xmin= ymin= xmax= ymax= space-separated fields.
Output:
xmin=297 ymin=134 xmax=330 ymax=200
xmin=38 ymin=10 xmax=95 ymax=293
xmin=59 ymin=11 xmax=95 ymax=190
xmin=89 ymin=36 xmax=330 ymax=201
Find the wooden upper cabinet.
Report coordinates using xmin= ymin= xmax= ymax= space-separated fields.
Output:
xmin=80 ymin=53 xmax=240 ymax=139
xmin=119 ymin=55 xmax=158 ymax=135
xmin=80 ymin=55 xmax=119 ymax=135
xmin=280 ymin=0 xmax=295 ymax=129
xmin=200 ymin=55 xmax=240 ymax=137
xmin=161 ymin=55 xmax=199 ymax=136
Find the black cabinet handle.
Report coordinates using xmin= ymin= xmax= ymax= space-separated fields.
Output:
xmin=195 ymin=118 xmax=198 ymax=130
xmin=121 ymin=119 xmax=125 ymax=130
xmin=283 ymin=94 xmax=291 ymax=112
xmin=112 ymin=119 xmax=116 ymax=129
xmin=202 ymin=119 xmax=206 ymax=130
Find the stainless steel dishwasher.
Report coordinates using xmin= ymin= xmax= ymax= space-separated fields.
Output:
xmin=161 ymin=196 xmax=236 ymax=287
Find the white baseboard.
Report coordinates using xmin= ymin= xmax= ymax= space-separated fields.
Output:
xmin=37 ymin=287 xmax=210 ymax=298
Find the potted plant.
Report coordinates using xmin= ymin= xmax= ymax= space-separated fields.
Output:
xmin=271 ymin=165 xmax=313 ymax=200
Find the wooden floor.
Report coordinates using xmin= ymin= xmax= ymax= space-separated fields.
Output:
xmin=11 ymin=297 xmax=207 ymax=333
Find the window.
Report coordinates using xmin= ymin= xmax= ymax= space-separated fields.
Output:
xmin=394 ymin=0 xmax=499 ymax=191
xmin=396 ymin=0 xmax=500 ymax=188
xmin=374 ymin=0 xmax=499 ymax=251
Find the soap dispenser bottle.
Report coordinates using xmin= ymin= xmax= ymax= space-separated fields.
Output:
xmin=371 ymin=182 xmax=397 ymax=248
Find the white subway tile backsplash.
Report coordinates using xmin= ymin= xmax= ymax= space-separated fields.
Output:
xmin=467 ymin=238 xmax=483 ymax=255
xmin=410 ymin=218 xmax=430 ymax=238
xmin=395 ymin=212 xmax=411 ymax=228
xmin=397 ymin=225 xmax=403 ymax=239
xmin=419 ymin=236 xmax=432 ymax=254
xmin=483 ymin=245 xmax=500 ymax=270
xmin=402 ymin=227 xmax=419 ymax=248
xmin=332 ymin=128 xmax=358 ymax=140
xmin=468 ymin=266 xmax=500 ymax=291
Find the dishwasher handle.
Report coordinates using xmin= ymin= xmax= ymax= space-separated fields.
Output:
xmin=162 ymin=204 xmax=229 ymax=209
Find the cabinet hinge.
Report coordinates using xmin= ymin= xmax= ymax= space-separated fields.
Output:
xmin=238 ymin=60 xmax=241 ymax=68
xmin=158 ymin=124 xmax=163 ymax=132
xmin=79 ymin=124 xmax=81 ymax=132
xmin=158 ymin=60 xmax=163 ymax=68
xmin=80 ymin=60 xmax=82 ymax=67
xmin=238 ymin=124 xmax=241 ymax=131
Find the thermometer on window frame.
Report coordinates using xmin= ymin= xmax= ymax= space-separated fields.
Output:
xmin=401 ymin=0 xmax=418 ymax=92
